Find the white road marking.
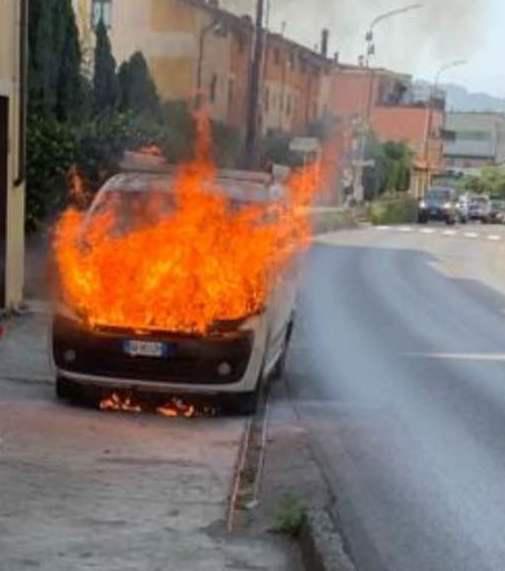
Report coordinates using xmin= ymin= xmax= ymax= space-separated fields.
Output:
xmin=419 ymin=228 xmax=436 ymax=235
xmin=376 ymin=226 xmax=390 ymax=231
xmin=398 ymin=226 xmax=413 ymax=233
xmin=464 ymin=232 xmax=479 ymax=239
xmin=487 ymin=235 xmax=501 ymax=241
xmin=405 ymin=352 xmax=505 ymax=362
xmin=443 ymin=230 xmax=457 ymax=237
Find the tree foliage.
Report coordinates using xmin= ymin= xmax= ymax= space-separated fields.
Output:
xmin=118 ymin=52 xmax=160 ymax=116
xmin=26 ymin=2 xmax=243 ymax=230
xmin=28 ymin=0 xmax=83 ymax=120
xmin=460 ymin=167 xmax=505 ymax=198
xmin=93 ymin=20 xmax=119 ymax=113
xmin=363 ymin=137 xmax=413 ymax=200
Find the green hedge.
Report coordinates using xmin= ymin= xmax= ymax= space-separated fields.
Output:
xmin=369 ymin=196 xmax=418 ymax=225
xmin=311 ymin=209 xmax=357 ymax=234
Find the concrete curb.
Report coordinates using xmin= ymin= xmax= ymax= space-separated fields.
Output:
xmin=299 ymin=509 xmax=356 ymax=571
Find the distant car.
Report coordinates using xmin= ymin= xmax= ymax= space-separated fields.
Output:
xmin=456 ymin=196 xmax=469 ymax=224
xmin=468 ymin=195 xmax=491 ymax=223
xmin=418 ymin=187 xmax=459 ymax=225
xmin=489 ymin=200 xmax=505 ymax=224
xmin=52 ymin=169 xmax=298 ymax=415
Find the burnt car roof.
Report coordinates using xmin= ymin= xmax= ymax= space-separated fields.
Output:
xmin=103 ymin=171 xmax=285 ymax=205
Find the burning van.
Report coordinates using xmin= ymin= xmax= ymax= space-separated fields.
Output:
xmin=50 ymin=153 xmax=306 ymax=414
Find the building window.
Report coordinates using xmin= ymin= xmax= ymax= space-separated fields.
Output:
xmin=274 ymin=48 xmax=281 ymax=65
xmin=286 ymin=95 xmax=292 ymax=117
xmin=264 ymin=87 xmax=270 ymax=112
xmin=209 ymin=73 xmax=218 ymax=103
xmin=289 ymin=51 xmax=296 ymax=70
xmin=92 ymin=0 xmax=112 ymax=29
xmin=228 ymin=79 xmax=235 ymax=108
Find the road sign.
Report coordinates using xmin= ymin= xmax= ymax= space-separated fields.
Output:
xmin=289 ymin=137 xmax=321 ymax=154
xmin=352 ymin=159 xmax=376 ymax=168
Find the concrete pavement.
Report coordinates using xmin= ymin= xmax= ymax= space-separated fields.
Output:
xmin=0 ymin=308 xmax=301 ymax=570
xmin=289 ymin=223 xmax=505 ymax=571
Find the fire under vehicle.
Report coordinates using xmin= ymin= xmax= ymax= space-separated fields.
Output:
xmin=51 ymin=156 xmax=299 ymax=415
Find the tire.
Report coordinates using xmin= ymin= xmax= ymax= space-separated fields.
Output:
xmin=235 ymin=390 xmax=260 ymax=416
xmin=225 ymin=385 xmax=261 ymax=416
xmin=55 ymin=375 xmax=77 ymax=401
xmin=272 ymin=321 xmax=294 ymax=381
xmin=446 ymin=217 xmax=456 ymax=226
xmin=417 ymin=216 xmax=428 ymax=224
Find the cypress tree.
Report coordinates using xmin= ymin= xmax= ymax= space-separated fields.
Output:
xmin=118 ymin=51 xmax=160 ymax=116
xmin=55 ymin=0 xmax=83 ymax=121
xmin=28 ymin=0 xmax=83 ymax=120
xmin=93 ymin=20 xmax=119 ymax=113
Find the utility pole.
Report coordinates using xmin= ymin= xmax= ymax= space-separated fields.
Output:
xmin=423 ymin=60 xmax=466 ymax=193
xmin=244 ymin=0 xmax=265 ymax=170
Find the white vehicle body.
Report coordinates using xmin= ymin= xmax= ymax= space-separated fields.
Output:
xmin=52 ymin=166 xmax=299 ymax=411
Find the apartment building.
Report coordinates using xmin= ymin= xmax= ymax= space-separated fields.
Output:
xmin=0 ymin=0 xmax=27 ymax=310
xmin=261 ymin=32 xmax=332 ymax=136
xmin=74 ymin=0 xmax=253 ymax=127
xmin=329 ymin=64 xmax=446 ymax=196
xmin=444 ymin=112 xmax=505 ymax=174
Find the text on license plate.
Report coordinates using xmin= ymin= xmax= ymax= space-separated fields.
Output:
xmin=123 ymin=340 xmax=168 ymax=358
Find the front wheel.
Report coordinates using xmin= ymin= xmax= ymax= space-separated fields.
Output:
xmin=55 ymin=375 xmax=77 ymax=401
xmin=225 ymin=387 xmax=260 ymax=416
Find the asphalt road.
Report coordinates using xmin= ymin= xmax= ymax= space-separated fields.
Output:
xmin=289 ymin=223 xmax=505 ymax=571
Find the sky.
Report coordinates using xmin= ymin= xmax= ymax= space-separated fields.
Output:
xmin=224 ymin=0 xmax=504 ymax=98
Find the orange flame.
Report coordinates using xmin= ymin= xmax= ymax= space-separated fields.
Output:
xmin=99 ymin=393 xmax=209 ymax=418
xmin=54 ymin=116 xmax=320 ymax=335
xmin=100 ymin=393 xmax=142 ymax=413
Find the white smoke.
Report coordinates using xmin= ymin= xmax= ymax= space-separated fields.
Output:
xmin=221 ymin=0 xmax=487 ymax=77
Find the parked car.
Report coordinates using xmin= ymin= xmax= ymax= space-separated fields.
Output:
xmin=52 ymin=167 xmax=298 ymax=415
xmin=456 ymin=195 xmax=470 ymax=224
xmin=468 ymin=195 xmax=491 ymax=223
xmin=489 ymin=200 xmax=505 ymax=224
xmin=418 ymin=187 xmax=459 ymax=225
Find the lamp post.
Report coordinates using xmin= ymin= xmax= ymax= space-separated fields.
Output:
xmin=423 ymin=59 xmax=467 ymax=190
xmin=365 ymin=4 xmax=423 ymax=67
xmin=196 ymin=19 xmax=227 ymax=108
xmin=356 ymin=3 xmax=423 ymax=202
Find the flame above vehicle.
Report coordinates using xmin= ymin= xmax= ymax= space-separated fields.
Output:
xmin=53 ymin=115 xmax=320 ymax=335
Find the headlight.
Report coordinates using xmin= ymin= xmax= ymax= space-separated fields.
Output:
xmin=419 ymin=200 xmax=426 ymax=209
xmin=443 ymin=202 xmax=452 ymax=209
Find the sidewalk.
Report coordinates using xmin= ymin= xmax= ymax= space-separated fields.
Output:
xmin=0 ymin=303 xmax=52 ymax=383
xmin=0 ymin=306 xmax=302 ymax=570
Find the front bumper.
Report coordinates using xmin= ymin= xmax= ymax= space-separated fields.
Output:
xmin=52 ymin=314 xmax=258 ymax=392
xmin=419 ymin=207 xmax=452 ymax=220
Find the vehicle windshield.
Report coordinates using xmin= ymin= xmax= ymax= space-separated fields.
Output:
xmin=426 ymin=189 xmax=452 ymax=202
xmin=86 ymin=173 xmax=280 ymax=235
xmin=471 ymin=197 xmax=488 ymax=205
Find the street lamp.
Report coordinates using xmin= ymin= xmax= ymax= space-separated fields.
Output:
xmin=355 ymin=3 xmax=423 ymax=202
xmin=423 ymin=59 xmax=467 ymax=190
xmin=434 ymin=59 xmax=467 ymax=87
xmin=196 ymin=19 xmax=227 ymax=107
xmin=364 ymin=3 xmax=423 ymax=116
xmin=365 ymin=3 xmax=423 ymax=67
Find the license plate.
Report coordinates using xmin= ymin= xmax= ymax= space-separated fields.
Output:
xmin=123 ymin=340 xmax=171 ymax=358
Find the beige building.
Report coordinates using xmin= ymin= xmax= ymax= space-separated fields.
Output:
xmin=73 ymin=0 xmax=253 ymax=128
xmin=0 ymin=0 xmax=27 ymax=310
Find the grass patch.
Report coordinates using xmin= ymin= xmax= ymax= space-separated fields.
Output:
xmin=272 ymin=495 xmax=307 ymax=537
